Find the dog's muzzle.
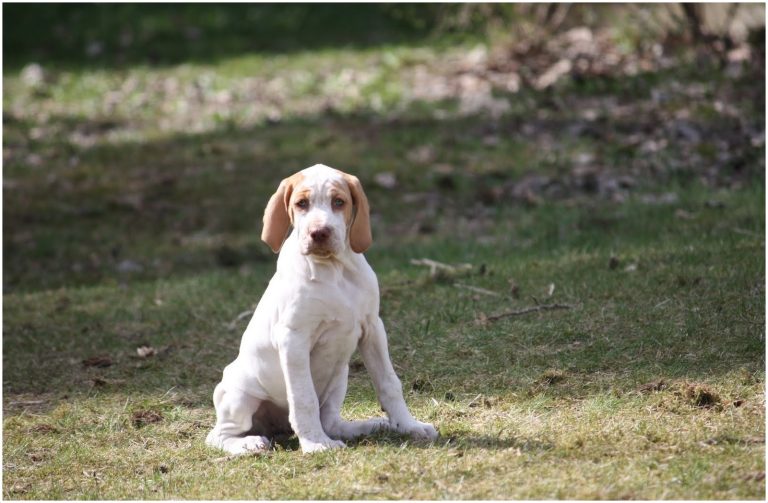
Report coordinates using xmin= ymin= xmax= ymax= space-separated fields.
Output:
xmin=304 ymin=226 xmax=336 ymax=256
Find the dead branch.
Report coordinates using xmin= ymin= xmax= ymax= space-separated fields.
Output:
xmin=483 ymin=303 xmax=574 ymax=322
xmin=8 ymin=400 xmax=47 ymax=406
xmin=410 ymin=258 xmax=473 ymax=276
xmin=454 ymin=283 xmax=501 ymax=297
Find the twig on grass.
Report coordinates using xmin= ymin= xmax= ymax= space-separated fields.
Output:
xmin=213 ymin=454 xmax=245 ymax=463
xmin=482 ymin=303 xmax=574 ymax=323
xmin=454 ymin=283 xmax=501 ymax=297
xmin=466 ymin=394 xmax=484 ymax=408
xmin=410 ymin=258 xmax=473 ymax=278
xmin=9 ymin=400 xmax=47 ymax=406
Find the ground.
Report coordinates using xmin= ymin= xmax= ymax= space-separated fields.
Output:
xmin=2 ymin=5 xmax=766 ymax=499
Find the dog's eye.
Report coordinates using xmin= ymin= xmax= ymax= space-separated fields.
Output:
xmin=332 ymin=198 xmax=345 ymax=208
xmin=296 ymin=199 xmax=309 ymax=209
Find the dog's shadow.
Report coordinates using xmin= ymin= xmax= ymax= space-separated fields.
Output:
xmin=270 ymin=430 xmax=551 ymax=453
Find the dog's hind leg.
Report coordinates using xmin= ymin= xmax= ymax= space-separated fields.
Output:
xmin=205 ymin=383 xmax=271 ymax=455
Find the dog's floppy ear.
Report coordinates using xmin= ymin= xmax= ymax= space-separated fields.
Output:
xmin=261 ymin=174 xmax=301 ymax=253
xmin=342 ymin=173 xmax=372 ymax=253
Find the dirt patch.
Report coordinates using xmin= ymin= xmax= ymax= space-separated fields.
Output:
xmin=646 ymin=379 xmax=724 ymax=410
xmin=29 ymin=423 xmax=60 ymax=435
xmin=678 ymin=382 xmax=721 ymax=408
xmin=131 ymin=409 xmax=164 ymax=428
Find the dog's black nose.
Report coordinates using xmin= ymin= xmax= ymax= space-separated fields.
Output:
xmin=310 ymin=227 xmax=331 ymax=243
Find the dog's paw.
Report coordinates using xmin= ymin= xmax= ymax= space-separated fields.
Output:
xmin=206 ymin=429 xmax=271 ymax=455
xmin=300 ymin=437 xmax=346 ymax=454
xmin=206 ymin=431 xmax=271 ymax=456
xmin=394 ymin=420 xmax=438 ymax=442
xmin=225 ymin=435 xmax=271 ymax=455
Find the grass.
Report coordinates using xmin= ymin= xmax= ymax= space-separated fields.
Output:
xmin=3 ymin=4 xmax=766 ymax=500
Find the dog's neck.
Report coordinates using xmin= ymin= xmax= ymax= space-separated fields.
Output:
xmin=278 ymin=233 xmax=359 ymax=282
xmin=303 ymin=246 xmax=357 ymax=281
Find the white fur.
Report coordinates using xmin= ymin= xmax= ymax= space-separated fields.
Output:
xmin=206 ymin=164 xmax=438 ymax=455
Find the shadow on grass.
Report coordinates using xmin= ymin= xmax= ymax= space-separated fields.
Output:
xmin=201 ymin=431 xmax=546 ymax=456
xmin=342 ymin=431 xmax=552 ymax=453
xmin=1 ymin=108 xmax=523 ymax=293
xmin=3 ymin=4 xmax=452 ymax=71
xmin=5 ymin=82 xmax=762 ymax=295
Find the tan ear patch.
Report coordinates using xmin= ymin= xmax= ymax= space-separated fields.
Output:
xmin=261 ymin=172 xmax=304 ymax=253
xmin=340 ymin=173 xmax=372 ymax=253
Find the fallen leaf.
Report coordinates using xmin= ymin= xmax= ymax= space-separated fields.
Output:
xmin=30 ymin=424 xmax=60 ymax=434
xmin=10 ymin=483 xmax=30 ymax=494
xmin=82 ymin=469 xmax=102 ymax=480
xmin=136 ymin=345 xmax=156 ymax=358
xmin=28 ymin=451 xmax=48 ymax=463
xmin=743 ymin=471 xmax=766 ymax=482
xmin=638 ymin=380 xmax=667 ymax=393
xmin=508 ymin=279 xmax=520 ymax=299
xmin=411 ymin=378 xmax=434 ymax=393
xmin=82 ymin=355 xmax=113 ymax=368
xmin=536 ymin=369 xmax=567 ymax=386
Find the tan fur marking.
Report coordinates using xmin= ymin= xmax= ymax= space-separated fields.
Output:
xmin=340 ymin=173 xmax=372 ymax=253
xmin=329 ymin=181 xmax=354 ymax=225
xmin=261 ymin=172 xmax=305 ymax=253
xmin=289 ymin=188 xmax=312 ymax=220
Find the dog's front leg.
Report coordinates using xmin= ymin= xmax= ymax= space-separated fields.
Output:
xmin=360 ymin=317 xmax=438 ymax=441
xmin=276 ymin=326 xmax=346 ymax=453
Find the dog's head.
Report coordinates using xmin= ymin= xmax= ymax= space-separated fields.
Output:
xmin=261 ymin=164 xmax=372 ymax=257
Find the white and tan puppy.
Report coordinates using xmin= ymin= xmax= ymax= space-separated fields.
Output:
xmin=206 ymin=164 xmax=438 ymax=454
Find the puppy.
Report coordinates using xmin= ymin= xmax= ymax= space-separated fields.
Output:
xmin=206 ymin=164 xmax=438 ymax=454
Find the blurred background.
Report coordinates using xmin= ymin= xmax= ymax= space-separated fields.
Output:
xmin=3 ymin=3 xmax=765 ymax=291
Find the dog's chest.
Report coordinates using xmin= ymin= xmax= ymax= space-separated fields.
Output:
xmin=308 ymin=284 xmax=363 ymax=347
xmin=304 ymin=272 xmax=369 ymax=363
xmin=310 ymin=317 xmax=360 ymax=359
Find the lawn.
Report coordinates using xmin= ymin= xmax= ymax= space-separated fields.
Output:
xmin=3 ymin=4 xmax=765 ymax=500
